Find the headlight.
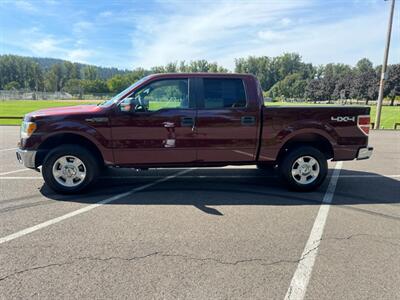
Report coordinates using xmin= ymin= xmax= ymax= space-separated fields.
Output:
xmin=20 ymin=121 xmax=37 ymax=139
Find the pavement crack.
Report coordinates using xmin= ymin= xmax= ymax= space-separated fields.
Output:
xmin=0 ymin=262 xmax=71 ymax=282
xmin=0 ymin=251 xmax=309 ymax=282
xmin=78 ymin=252 xmax=302 ymax=267
xmin=321 ymin=233 xmax=400 ymax=247
xmin=297 ymin=244 xmax=321 ymax=262
xmin=76 ymin=252 xmax=161 ymax=263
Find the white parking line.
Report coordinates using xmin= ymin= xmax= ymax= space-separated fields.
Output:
xmin=0 ymin=168 xmax=193 ymax=245
xmin=284 ymin=161 xmax=343 ymax=300
xmin=0 ymin=177 xmax=42 ymax=179
xmin=340 ymin=174 xmax=400 ymax=178
xmin=0 ymin=169 xmax=33 ymax=176
xmin=0 ymin=147 xmax=18 ymax=152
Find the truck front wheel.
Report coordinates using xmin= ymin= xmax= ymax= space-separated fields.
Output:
xmin=42 ymin=145 xmax=99 ymax=194
xmin=279 ymin=146 xmax=327 ymax=192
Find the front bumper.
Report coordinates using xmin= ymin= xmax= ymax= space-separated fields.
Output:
xmin=16 ymin=149 xmax=37 ymax=169
xmin=357 ymin=146 xmax=373 ymax=160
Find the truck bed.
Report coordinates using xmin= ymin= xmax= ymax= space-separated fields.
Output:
xmin=259 ymin=105 xmax=370 ymax=162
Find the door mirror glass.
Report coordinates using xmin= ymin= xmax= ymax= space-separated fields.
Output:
xmin=119 ymin=97 xmax=148 ymax=113
xmin=119 ymin=97 xmax=134 ymax=113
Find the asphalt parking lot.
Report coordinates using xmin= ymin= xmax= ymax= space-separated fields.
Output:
xmin=0 ymin=126 xmax=399 ymax=299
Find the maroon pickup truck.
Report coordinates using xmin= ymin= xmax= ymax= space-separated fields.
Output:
xmin=16 ymin=73 xmax=373 ymax=193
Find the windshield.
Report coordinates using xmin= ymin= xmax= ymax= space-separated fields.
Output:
xmin=98 ymin=76 xmax=150 ymax=107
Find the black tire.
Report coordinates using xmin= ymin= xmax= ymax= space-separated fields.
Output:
xmin=279 ymin=146 xmax=327 ymax=192
xmin=42 ymin=145 xmax=99 ymax=194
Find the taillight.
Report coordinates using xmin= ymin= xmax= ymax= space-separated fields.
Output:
xmin=357 ymin=115 xmax=370 ymax=135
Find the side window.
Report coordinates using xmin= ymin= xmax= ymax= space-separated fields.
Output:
xmin=127 ymin=79 xmax=189 ymax=112
xmin=203 ymin=78 xmax=246 ymax=109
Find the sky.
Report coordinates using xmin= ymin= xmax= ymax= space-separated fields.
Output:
xmin=0 ymin=0 xmax=399 ymax=70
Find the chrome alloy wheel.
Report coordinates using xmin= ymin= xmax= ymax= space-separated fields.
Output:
xmin=52 ymin=155 xmax=86 ymax=187
xmin=291 ymin=155 xmax=320 ymax=185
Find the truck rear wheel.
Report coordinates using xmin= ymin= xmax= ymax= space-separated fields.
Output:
xmin=42 ymin=145 xmax=99 ymax=194
xmin=279 ymin=146 xmax=327 ymax=192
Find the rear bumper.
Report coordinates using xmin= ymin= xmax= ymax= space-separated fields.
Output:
xmin=357 ymin=146 xmax=373 ymax=160
xmin=16 ymin=149 xmax=37 ymax=169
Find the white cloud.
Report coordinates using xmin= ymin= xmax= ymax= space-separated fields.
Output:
xmin=31 ymin=37 xmax=60 ymax=55
xmin=98 ymin=11 xmax=113 ymax=18
xmin=221 ymin=8 xmax=396 ymax=67
xmin=127 ymin=0 xmax=398 ymax=69
xmin=44 ymin=0 xmax=58 ymax=5
xmin=130 ymin=0 xmax=311 ymax=68
xmin=66 ymin=49 xmax=94 ymax=62
xmin=19 ymin=26 xmax=40 ymax=35
xmin=2 ymin=0 xmax=397 ymax=69
xmin=73 ymin=21 xmax=93 ymax=33
xmin=18 ymin=30 xmax=95 ymax=64
xmin=280 ymin=17 xmax=292 ymax=26
xmin=14 ymin=0 xmax=37 ymax=12
xmin=258 ymin=30 xmax=285 ymax=41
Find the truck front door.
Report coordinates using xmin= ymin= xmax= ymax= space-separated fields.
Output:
xmin=111 ymin=77 xmax=197 ymax=165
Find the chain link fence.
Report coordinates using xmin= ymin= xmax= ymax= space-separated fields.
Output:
xmin=0 ymin=90 xmax=113 ymax=100
xmin=265 ymin=98 xmax=399 ymax=106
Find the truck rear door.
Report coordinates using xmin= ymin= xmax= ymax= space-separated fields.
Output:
xmin=194 ymin=76 xmax=260 ymax=162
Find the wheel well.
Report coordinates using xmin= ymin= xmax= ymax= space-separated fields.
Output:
xmin=36 ymin=133 xmax=104 ymax=167
xmin=277 ymin=133 xmax=334 ymax=163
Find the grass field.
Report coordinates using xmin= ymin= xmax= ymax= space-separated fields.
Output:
xmin=0 ymin=100 xmax=100 ymax=125
xmin=0 ymin=100 xmax=398 ymax=129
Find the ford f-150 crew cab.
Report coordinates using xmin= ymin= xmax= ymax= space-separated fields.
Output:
xmin=16 ymin=73 xmax=373 ymax=193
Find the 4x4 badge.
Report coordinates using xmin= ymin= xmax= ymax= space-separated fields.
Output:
xmin=331 ymin=116 xmax=355 ymax=122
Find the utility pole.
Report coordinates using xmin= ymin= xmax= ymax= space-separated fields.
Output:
xmin=375 ymin=0 xmax=396 ymax=129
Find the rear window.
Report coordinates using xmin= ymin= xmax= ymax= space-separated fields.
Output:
xmin=203 ymin=78 xmax=246 ymax=109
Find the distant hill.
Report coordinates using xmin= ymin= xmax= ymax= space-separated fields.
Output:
xmin=28 ymin=56 xmax=130 ymax=79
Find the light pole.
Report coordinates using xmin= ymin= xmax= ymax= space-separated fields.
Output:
xmin=375 ymin=0 xmax=396 ymax=129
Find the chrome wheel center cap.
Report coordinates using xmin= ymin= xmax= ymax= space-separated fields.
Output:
xmin=63 ymin=165 xmax=77 ymax=177
xmin=300 ymin=164 xmax=310 ymax=174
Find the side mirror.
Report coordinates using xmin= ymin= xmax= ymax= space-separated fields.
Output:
xmin=119 ymin=98 xmax=135 ymax=113
xmin=119 ymin=97 xmax=149 ymax=113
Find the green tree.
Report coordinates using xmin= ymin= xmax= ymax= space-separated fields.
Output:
xmin=0 ymin=55 xmax=44 ymax=90
xmin=384 ymin=64 xmax=400 ymax=105
xmin=63 ymin=61 xmax=80 ymax=80
xmin=150 ymin=65 xmax=166 ymax=73
xmin=4 ymin=81 xmax=20 ymax=90
xmin=82 ymin=66 xmax=98 ymax=80
xmin=305 ymin=79 xmax=325 ymax=101
xmin=235 ymin=53 xmax=315 ymax=92
xmin=45 ymin=63 xmax=66 ymax=91
xmin=107 ymin=75 xmax=130 ymax=93
xmin=165 ymin=62 xmax=178 ymax=72
xmin=355 ymin=58 xmax=374 ymax=74
xmin=82 ymin=79 xmax=108 ymax=93
xmin=235 ymin=56 xmax=274 ymax=90
xmin=350 ymin=59 xmax=378 ymax=102
xmin=63 ymin=79 xmax=84 ymax=95
xmin=267 ymin=73 xmax=307 ymax=99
